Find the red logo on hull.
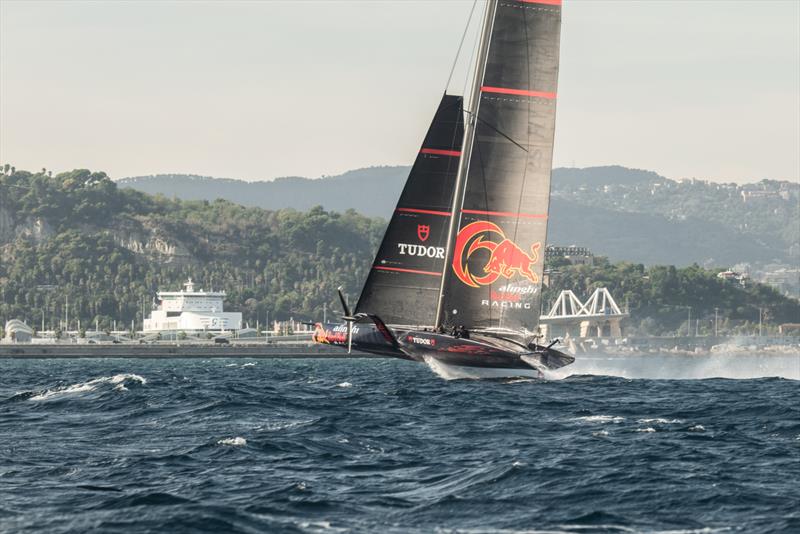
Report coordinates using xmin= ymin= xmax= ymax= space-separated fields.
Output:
xmin=452 ymin=221 xmax=541 ymax=288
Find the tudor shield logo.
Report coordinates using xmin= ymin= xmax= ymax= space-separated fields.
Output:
xmin=452 ymin=221 xmax=541 ymax=288
xmin=417 ymin=224 xmax=430 ymax=242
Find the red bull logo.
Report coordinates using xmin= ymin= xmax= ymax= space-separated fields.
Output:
xmin=452 ymin=221 xmax=541 ymax=288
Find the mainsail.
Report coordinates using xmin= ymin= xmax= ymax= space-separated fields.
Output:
xmin=438 ymin=0 xmax=562 ymax=332
xmin=355 ymin=94 xmax=464 ymax=326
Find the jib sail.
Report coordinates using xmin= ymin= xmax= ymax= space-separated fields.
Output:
xmin=355 ymin=94 xmax=465 ymax=326
xmin=438 ymin=0 xmax=562 ymax=332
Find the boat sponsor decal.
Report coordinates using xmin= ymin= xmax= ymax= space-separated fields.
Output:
xmin=442 ymin=344 xmax=493 ymax=355
xmin=481 ymin=299 xmax=533 ymax=309
xmin=312 ymin=323 xmax=360 ymax=345
xmin=397 ymin=243 xmax=445 ymax=258
xmin=452 ymin=221 xmax=541 ymax=288
xmin=481 ymin=285 xmax=538 ymax=307
xmin=407 ymin=335 xmax=436 ymax=346
xmin=417 ymin=224 xmax=430 ymax=242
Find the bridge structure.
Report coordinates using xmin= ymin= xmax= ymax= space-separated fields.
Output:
xmin=539 ymin=287 xmax=628 ymax=339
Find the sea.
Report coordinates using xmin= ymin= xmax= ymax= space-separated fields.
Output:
xmin=1 ymin=354 xmax=798 ymax=534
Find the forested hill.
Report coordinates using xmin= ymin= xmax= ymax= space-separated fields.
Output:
xmin=119 ymin=166 xmax=799 ymax=267
xmin=1 ymin=168 xmax=798 ymax=334
xmin=1 ymin=168 xmax=384 ymax=330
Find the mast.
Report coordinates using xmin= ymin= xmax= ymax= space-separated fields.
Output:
xmin=435 ymin=0 xmax=498 ymax=328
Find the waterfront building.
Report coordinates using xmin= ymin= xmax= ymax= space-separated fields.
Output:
xmin=3 ymin=319 xmax=33 ymax=342
xmin=143 ymin=279 xmax=242 ymax=333
xmin=545 ymin=245 xmax=593 ymax=266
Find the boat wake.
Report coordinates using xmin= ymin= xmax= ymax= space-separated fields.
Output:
xmin=423 ymin=356 xmax=541 ymax=381
xmin=28 ymin=374 xmax=147 ymax=401
xmin=545 ymin=352 xmax=800 ymax=381
xmin=424 ymin=351 xmax=799 ymax=381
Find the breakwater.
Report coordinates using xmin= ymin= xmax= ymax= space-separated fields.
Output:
xmin=0 ymin=343 xmax=376 ymax=359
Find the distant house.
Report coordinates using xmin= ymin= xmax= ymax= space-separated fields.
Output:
xmin=717 ymin=270 xmax=748 ymax=287
xmin=778 ymin=324 xmax=800 ymax=336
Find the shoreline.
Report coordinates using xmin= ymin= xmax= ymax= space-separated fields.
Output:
xmin=1 ymin=343 xmax=797 ymax=359
xmin=0 ymin=343 xmax=378 ymax=359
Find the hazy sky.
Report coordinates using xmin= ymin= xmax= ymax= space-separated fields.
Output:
xmin=1 ymin=0 xmax=798 ymax=184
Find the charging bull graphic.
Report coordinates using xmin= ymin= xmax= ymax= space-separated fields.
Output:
xmin=452 ymin=221 xmax=541 ymax=288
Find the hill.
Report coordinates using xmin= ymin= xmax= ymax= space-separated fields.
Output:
xmin=119 ymin=167 xmax=408 ymax=218
xmin=119 ymin=166 xmax=798 ymax=267
xmin=1 ymin=168 xmax=384 ymax=330
xmin=1 ymin=168 xmax=798 ymax=335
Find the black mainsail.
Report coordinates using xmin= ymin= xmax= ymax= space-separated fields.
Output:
xmin=438 ymin=0 xmax=562 ymax=332
xmin=317 ymin=0 xmax=572 ymax=377
xmin=355 ymin=94 xmax=465 ymax=326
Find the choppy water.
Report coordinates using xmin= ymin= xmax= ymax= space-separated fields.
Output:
xmin=1 ymin=355 xmax=798 ymax=534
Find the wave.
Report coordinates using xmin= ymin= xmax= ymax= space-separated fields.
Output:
xmin=29 ymin=374 xmax=146 ymax=401
xmin=573 ymin=415 xmax=625 ymax=424
xmin=2 ymin=358 xmax=797 ymax=533
xmin=257 ymin=418 xmax=318 ymax=432
xmin=638 ymin=418 xmax=683 ymax=424
xmin=217 ymin=437 xmax=247 ymax=446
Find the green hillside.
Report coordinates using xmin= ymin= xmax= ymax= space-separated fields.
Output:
xmin=119 ymin=166 xmax=799 ymax=267
xmin=1 ymin=168 xmax=797 ymax=334
xmin=1 ymin=169 xmax=383 ymax=330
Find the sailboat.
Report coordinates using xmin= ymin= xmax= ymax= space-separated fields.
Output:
xmin=313 ymin=0 xmax=574 ymax=379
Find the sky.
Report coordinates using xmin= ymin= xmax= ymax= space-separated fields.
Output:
xmin=1 ymin=0 xmax=798 ymax=184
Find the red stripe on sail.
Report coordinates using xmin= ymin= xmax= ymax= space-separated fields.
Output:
xmin=373 ymin=266 xmax=442 ymax=277
xmin=420 ymin=148 xmax=462 ymax=157
xmin=396 ymin=208 xmax=451 ymax=217
xmin=481 ymin=86 xmax=557 ymax=99
xmin=462 ymin=209 xmax=548 ymax=219
xmin=519 ymin=0 xmax=562 ymax=5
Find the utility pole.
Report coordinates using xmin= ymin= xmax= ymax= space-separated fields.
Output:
xmin=688 ymin=306 xmax=692 ymax=337
xmin=65 ymin=294 xmax=69 ymax=333
xmin=758 ymin=307 xmax=763 ymax=337
xmin=323 ymin=302 xmax=327 ymax=323
xmin=714 ymin=307 xmax=719 ymax=337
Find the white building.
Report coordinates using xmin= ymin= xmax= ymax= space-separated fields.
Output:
xmin=143 ymin=278 xmax=242 ymax=332
xmin=3 ymin=319 xmax=33 ymax=342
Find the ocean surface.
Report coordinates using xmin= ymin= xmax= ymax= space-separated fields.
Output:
xmin=1 ymin=355 xmax=798 ymax=534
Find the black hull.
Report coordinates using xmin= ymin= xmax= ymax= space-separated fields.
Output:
xmin=312 ymin=322 xmax=574 ymax=375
